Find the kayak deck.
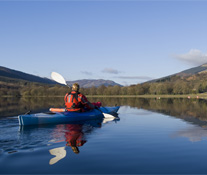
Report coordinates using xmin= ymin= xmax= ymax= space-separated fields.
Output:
xmin=18 ymin=106 xmax=120 ymax=126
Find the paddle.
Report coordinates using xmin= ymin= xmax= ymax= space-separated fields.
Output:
xmin=51 ymin=72 xmax=115 ymax=119
xmin=51 ymin=72 xmax=70 ymax=88
xmin=95 ymin=107 xmax=115 ymax=119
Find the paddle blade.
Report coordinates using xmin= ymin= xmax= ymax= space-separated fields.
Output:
xmin=102 ymin=117 xmax=115 ymax=124
xmin=102 ymin=113 xmax=116 ymax=119
xmin=51 ymin=72 xmax=67 ymax=85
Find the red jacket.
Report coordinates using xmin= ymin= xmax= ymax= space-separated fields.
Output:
xmin=64 ymin=91 xmax=94 ymax=112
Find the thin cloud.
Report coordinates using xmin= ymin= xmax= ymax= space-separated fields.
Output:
xmin=102 ymin=68 xmax=121 ymax=74
xmin=81 ymin=71 xmax=93 ymax=76
xmin=174 ymin=49 xmax=207 ymax=66
xmin=116 ymin=76 xmax=154 ymax=80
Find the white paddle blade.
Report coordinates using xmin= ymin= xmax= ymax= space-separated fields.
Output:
xmin=102 ymin=117 xmax=115 ymax=124
xmin=51 ymin=72 xmax=67 ymax=85
xmin=102 ymin=113 xmax=115 ymax=119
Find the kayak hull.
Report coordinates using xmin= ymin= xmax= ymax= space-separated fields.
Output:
xmin=18 ymin=106 xmax=120 ymax=126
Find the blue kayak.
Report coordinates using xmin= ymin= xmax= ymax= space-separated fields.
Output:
xmin=18 ymin=106 xmax=120 ymax=126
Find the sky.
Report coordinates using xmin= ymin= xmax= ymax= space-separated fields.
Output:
xmin=1 ymin=0 xmax=207 ymax=86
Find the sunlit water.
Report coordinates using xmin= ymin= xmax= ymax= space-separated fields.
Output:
xmin=1 ymin=105 xmax=207 ymax=174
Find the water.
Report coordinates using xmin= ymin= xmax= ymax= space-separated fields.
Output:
xmin=1 ymin=98 xmax=207 ymax=174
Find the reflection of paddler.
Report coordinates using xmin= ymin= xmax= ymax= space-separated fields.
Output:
xmin=65 ymin=124 xmax=87 ymax=154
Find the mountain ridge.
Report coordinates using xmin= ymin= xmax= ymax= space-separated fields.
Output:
xmin=1 ymin=63 xmax=207 ymax=89
xmin=66 ymin=79 xmax=122 ymax=88
xmin=0 ymin=66 xmax=56 ymax=84
xmin=0 ymin=66 xmax=122 ymax=87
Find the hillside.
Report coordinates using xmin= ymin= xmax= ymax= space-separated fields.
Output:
xmin=148 ymin=63 xmax=207 ymax=83
xmin=0 ymin=66 xmax=56 ymax=84
xmin=0 ymin=66 xmax=122 ymax=88
xmin=134 ymin=63 xmax=207 ymax=95
xmin=1 ymin=64 xmax=207 ymax=97
xmin=178 ymin=63 xmax=207 ymax=76
xmin=0 ymin=66 xmax=123 ymax=97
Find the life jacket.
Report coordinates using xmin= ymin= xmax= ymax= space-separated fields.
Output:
xmin=64 ymin=91 xmax=84 ymax=112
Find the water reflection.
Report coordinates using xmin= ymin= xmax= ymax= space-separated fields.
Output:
xmin=132 ymin=98 xmax=207 ymax=128
xmin=0 ymin=97 xmax=64 ymax=118
xmin=49 ymin=146 xmax=66 ymax=165
xmin=48 ymin=122 xmax=97 ymax=165
xmin=172 ymin=126 xmax=207 ymax=142
xmin=65 ymin=124 xmax=88 ymax=154
xmin=2 ymin=97 xmax=207 ymax=146
xmin=2 ymin=97 xmax=207 ymax=121
xmin=48 ymin=117 xmax=120 ymax=165
xmin=18 ymin=117 xmax=119 ymax=165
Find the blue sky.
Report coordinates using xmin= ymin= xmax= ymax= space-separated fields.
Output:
xmin=1 ymin=0 xmax=207 ymax=86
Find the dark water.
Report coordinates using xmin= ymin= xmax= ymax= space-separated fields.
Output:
xmin=1 ymin=97 xmax=207 ymax=174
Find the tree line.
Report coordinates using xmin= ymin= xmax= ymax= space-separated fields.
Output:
xmin=0 ymin=80 xmax=207 ymax=97
xmin=1 ymin=74 xmax=207 ymax=97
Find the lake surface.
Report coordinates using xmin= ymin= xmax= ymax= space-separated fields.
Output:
xmin=1 ymin=97 xmax=207 ymax=174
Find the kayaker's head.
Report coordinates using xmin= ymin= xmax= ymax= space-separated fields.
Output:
xmin=72 ymin=83 xmax=80 ymax=92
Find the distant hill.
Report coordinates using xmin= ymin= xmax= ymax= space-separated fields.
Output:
xmin=148 ymin=63 xmax=207 ymax=83
xmin=0 ymin=66 xmax=56 ymax=84
xmin=0 ymin=66 xmax=122 ymax=88
xmin=66 ymin=79 xmax=122 ymax=88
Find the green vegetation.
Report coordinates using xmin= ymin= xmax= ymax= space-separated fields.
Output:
xmin=1 ymin=71 xmax=207 ymax=97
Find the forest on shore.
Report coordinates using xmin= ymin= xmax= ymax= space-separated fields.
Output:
xmin=1 ymin=73 xmax=207 ymax=97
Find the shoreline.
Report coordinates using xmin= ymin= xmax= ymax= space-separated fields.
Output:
xmin=1 ymin=94 xmax=207 ymax=99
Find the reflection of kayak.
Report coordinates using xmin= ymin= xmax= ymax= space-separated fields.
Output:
xmin=18 ymin=106 xmax=120 ymax=126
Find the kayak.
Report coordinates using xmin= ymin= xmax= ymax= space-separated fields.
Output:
xmin=18 ymin=106 xmax=120 ymax=126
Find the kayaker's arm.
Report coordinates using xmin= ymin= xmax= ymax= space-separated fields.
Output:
xmin=81 ymin=95 xmax=95 ymax=110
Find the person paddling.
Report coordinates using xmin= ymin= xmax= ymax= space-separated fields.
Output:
xmin=64 ymin=83 xmax=95 ymax=112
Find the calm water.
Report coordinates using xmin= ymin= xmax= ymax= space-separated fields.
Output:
xmin=1 ymin=98 xmax=207 ymax=174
